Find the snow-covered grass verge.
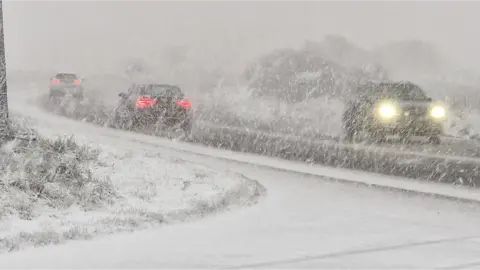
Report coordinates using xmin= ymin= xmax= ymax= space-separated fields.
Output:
xmin=0 ymin=122 xmax=266 ymax=254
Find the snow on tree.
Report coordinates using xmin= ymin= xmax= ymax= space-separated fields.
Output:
xmin=243 ymin=38 xmax=389 ymax=103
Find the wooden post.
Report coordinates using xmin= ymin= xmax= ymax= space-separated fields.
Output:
xmin=0 ymin=0 xmax=10 ymax=139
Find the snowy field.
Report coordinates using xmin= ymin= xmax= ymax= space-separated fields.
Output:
xmin=0 ymin=117 xmax=265 ymax=253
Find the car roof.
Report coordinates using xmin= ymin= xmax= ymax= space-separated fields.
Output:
xmin=362 ymin=80 xmax=417 ymax=87
xmin=353 ymin=80 xmax=425 ymax=99
xmin=357 ymin=81 xmax=421 ymax=93
xmin=55 ymin=72 xmax=78 ymax=75
xmin=133 ymin=83 xmax=178 ymax=87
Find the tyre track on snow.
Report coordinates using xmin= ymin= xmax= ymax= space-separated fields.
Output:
xmin=222 ymin=235 xmax=480 ymax=269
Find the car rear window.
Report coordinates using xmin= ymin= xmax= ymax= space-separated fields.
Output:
xmin=55 ymin=73 xmax=78 ymax=80
xmin=135 ymin=84 xmax=184 ymax=99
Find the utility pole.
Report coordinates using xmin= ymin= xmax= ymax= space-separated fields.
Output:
xmin=0 ymin=0 xmax=10 ymax=139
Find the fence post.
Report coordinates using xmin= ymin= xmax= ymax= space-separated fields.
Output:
xmin=0 ymin=0 xmax=11 ymax=140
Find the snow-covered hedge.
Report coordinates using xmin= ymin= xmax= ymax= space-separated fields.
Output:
xmin=195 ymin=123 xmax=480 ymax=187
xmin=0 ymin=122 xmax=114 ymax=219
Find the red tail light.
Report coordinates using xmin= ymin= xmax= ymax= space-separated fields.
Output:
xmin=73 ymin=79 xmax=81 ymax=85
xmin=136 ymin=97 xmax=157 ymax=109
xmin=176 ymin=99 xmax=192 ymax=110
xmin=51 ymin=79 xmax=60 ymax=85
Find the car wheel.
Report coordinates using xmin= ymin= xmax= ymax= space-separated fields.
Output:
xmin=49 ymin=89 xmax=59 ymax=98
xmin=48 ymin=91 xmax=61 ymax=105
xmin=183 ymin=125 xmax=192 ymax=139
xmin=113 ymin=107 xmax=131 ymax=130
xmin=132 ymin=115 xmax=144 ymax=131
xmin=182 ymin=119 xmax=193 ymax=139
xmin=74 ymin=92 xmax=84 ymax=100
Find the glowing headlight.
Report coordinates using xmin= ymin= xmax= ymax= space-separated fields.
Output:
xmin=430 ymin=105 xmax=446 ymax=119
xmin=377 ymin=103 xmax=397 ymax=118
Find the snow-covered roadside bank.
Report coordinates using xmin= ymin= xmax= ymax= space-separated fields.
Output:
xmin=0 ymin=120 xmax=266 ymax=254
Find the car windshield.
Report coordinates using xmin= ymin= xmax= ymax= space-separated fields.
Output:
xmin=135 ymin=84 xmax=183 ymax=98
xmin=372 ymin=83 xmax=429 ymax=101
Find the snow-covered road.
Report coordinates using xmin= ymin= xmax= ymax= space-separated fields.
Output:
xmin=3 ymin=88 xmax=480 ymax=268
xmin=2 ymin=155 xmax=480 ymax=268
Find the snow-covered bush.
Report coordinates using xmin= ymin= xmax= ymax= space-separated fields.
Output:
xmin=0 ymin=122 xmax=115 ymax=222
xmin=243 ymin=39 xmax=389 ymax=103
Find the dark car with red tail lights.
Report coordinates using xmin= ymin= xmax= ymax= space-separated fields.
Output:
xmin=49 ymin=72 xmax=85 ymax=99
xmin=112 ymin=83 xmax=193 ymax=137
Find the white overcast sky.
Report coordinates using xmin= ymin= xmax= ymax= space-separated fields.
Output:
xmin=3 ymin=1 xmax=480 ymax=73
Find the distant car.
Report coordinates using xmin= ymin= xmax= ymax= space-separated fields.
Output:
xmin=342 ymin=81 xmax=446 ymax=144
xmin=49 ymin=72 xmax=84 ymax=99
xmin=113 ymin=83 xmax=193 ymax=137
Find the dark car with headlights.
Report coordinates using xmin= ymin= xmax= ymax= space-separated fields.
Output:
xmin=112 ymin=83 xmax=193 ymax=137
xmin=342 ymin=81 xmax=446 ymax=144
